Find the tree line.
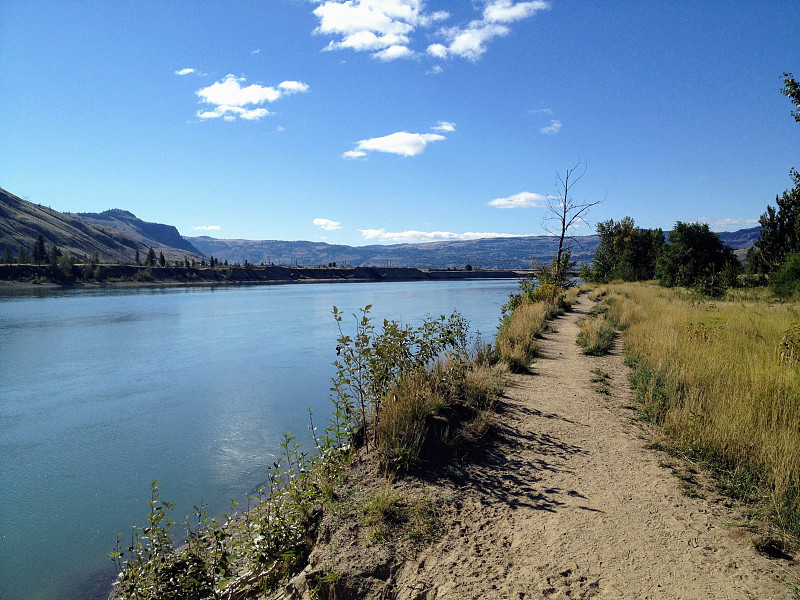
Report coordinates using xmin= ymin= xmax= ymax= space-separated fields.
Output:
xmin=581 ymin=72 xmax=800 ymax=298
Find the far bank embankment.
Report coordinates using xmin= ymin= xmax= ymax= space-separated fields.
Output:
xmin=0 ymin=264 xmax=530 ymax=287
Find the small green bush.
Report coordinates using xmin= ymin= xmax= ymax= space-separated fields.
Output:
xmin=769 ymin=252 xmax=800 ymax=299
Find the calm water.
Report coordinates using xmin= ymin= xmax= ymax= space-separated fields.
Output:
xmin=0 ymin=279 xmax=518 ymax=600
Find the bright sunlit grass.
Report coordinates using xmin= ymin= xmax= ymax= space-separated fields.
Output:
xmin=607 ymin=283 xmax=800 ymax=535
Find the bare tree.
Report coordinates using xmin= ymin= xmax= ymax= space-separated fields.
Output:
xmin=540 ymin=161 xmax=602 ymax=288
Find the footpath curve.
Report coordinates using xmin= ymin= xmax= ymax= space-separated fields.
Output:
xmin=389 ymin=294 xmax=795 ymax=599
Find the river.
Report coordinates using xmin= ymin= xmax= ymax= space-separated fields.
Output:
xmin=0 ymin=279 xmax=519 ymax=600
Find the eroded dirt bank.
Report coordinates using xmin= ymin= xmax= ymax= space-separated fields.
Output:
xmin=275 ymin=295 xmax=797 ymax=599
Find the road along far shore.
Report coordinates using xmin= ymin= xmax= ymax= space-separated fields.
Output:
xmin=278 ymin=293 xmax=799 ymax=599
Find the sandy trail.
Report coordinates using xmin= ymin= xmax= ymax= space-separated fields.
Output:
xmin=390 ymin=294 xmax=795 ymax=599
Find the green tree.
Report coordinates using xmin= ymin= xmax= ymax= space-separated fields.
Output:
xmin=49 ymin=244 xmax=62 ymax=268
xmin=158 ymin=251 xmax=166 ymax=267
xmin=591 ymin=217 xmax=664 ymax=282
xmin=781 ymin=72 xmax=800 ymax=123
xmin=749 ymin=169 xmax=800 ymax=273
xmin=17 ymin=246 xmax=30 ymax=264
xmin=655 ymin=222 xmax=740 ymax=294
xmin=135 ymin=248 xmax=140 ymax=265
xmin=32 ymin=234 xmax=47 ymax=265
xmin=0 ymin=245 xmax=13 ymax=264
xmin=56 ymin=252 xmax=74 ymax=280
xmin=146 ymin=247 xmax=156 ymax=267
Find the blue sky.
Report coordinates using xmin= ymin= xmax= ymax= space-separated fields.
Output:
xmin=1 ymin=1 xmax=798 ymax=245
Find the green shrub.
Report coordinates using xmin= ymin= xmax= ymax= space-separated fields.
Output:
xmin=769 ymin=252 xmax=800 ymax=299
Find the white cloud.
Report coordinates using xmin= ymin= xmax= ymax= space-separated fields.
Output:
xmin=426 ymin=64 xmax=444 ymax=75
xmin=483 ymin=0 xmax=550 ymax=23
xmin=488 ymin=191 xmax=548 ymax=209
xmin=426 ymin=1 xmax=549 ymax=61
xmin=312 ymin=1 xmax=546 ymax=62
xmin=427 ymin=43 xmax=448 ymax=59
xmin=193 ymin=225 xmax=221 ymax=231
xmin=432 ymin=120 xmax=456 ymax=132
xmin=312 ymin=0 xmax=441 ymax=60
xmin=251 ymin=48 xmax=261 ymax=55
xmin=194 ymin=74 xmax=309 ymax=121
xmin=344 ymin=131 xmax=446 ymax=158
xmin=278 ymin=80 xmax=310 ymax=93
xmin=430 ymin=23 xmax=509 ymax=61
xmin=697 ymin=217 xmax=758 ymax=231
xmin=540 ymin=119 xmax=562 ymax=134
xmin=360 ymin=228 xmax=528 ymax=243
xmin=374 ymin=44 xmax=415 ymax=61
xmin=175 ymin=68 xmax=196 ymax=76
xmin=313 ymin=218 xmax=342 ymax=231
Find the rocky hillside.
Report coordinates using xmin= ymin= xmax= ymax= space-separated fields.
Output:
xmin=0 ymin=187 xmax=205 ymax=263
xmin=74 ymin=209 xmax=203 ymax=256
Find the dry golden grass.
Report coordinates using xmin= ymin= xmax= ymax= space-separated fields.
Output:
xmin=606 ymin=282 xmax=800 ymax=535
xmin=495 ymin=300 xmax=552 ymax=372
xmin=576 ymin=313 xmax=616 ymax=355
xmin=375 ymin=373 xmax=443 ymax=471
xmin=463 ymin=362 xmax=510 ymax=410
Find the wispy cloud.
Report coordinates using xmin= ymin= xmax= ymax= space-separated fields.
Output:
xmin=343 ymin=129 xmax=446 ymax=158
xmin=488 ymin=191 xmax=548 ymax=209
xmin=194 ymin=75 xmax=309 ymax=121
xmin=193 ymin=225 xmax=221 ymax=231
xmin=312 ymin=1 xmax=546 ymax=62
xmin=697 ymin=217 xmax=758 ymax=231
xmin=313 ymin=218 xmax=342 ymax=231
xmin=175 ymin=67 xmax=196 ymax=76
xmin=540 ymin=119 xmax=562 ymax=134
xmin=360 ymin=228 xmax=528 ymax=243
xmin=427 ymin=1 xmax=549 ymax=61
xmin=432 ymin=120 xmax=456 ymax=132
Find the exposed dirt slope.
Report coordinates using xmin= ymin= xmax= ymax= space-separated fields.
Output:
xmin=277 ymin=295 xmax=797 ymax=599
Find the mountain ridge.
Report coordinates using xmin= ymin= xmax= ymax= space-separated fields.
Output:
xmin=1 ymin=185 xmax=760 ymax=270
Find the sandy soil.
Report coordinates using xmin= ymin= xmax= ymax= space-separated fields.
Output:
xmin=278 ymin=294 xmax=798 ymax=599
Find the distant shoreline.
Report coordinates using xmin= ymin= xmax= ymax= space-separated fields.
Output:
xmin=0 ymin=264 xmax=532 ymax=290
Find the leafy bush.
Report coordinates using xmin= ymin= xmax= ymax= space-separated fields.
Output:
xmin=769 ymin=252 xmax=800 ymax=299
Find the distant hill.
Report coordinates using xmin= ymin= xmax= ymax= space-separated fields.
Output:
xmin=717 ymin=226 xmax=761 ymax=250
xmin=189 ymin=227 xmax=760 ymax=271
xmin=0 ymin=187 xmax=205 ymax=263
xmin=186 ymin=235 xmax=602 ymax=270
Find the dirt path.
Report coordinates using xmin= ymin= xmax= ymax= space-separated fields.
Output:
xmin=387 ymin=294 xmax=796 ymax=599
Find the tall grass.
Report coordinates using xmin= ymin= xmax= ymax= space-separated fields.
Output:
xmin=606 ymin=283 xmax=800 ymax=536
xmin=576 ymin=312 xmax=616 ymax=355
xmin=495 ymin=301 xmax=553 ymax=372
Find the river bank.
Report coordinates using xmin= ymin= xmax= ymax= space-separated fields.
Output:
xmin=0 ymin=264 xmax=529 ymax=289
xmin=268 ymin=293 xmax=799 ymax=599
